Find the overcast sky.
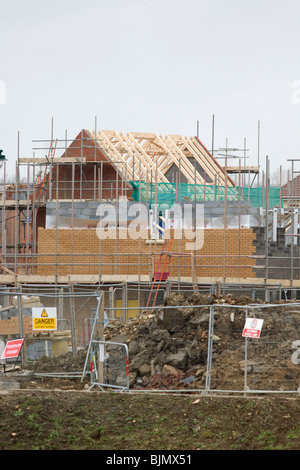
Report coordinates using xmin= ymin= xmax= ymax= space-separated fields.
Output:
xmin=1 ymin=0 xmax=300 ymax=180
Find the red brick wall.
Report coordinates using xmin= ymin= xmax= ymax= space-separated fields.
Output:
xmin=47 ymin=129 xmax=132 ymax=200
xmin=0 ymin=130 xmax=133 ymax=274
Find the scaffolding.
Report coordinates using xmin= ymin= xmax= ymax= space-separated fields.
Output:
xmin=0 ymin=126 xmax=300 ymax=292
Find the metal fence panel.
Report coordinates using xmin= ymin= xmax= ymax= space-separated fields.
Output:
xmin=0 ymin=285 xmax=100 ymax=364
xmin=89 ymin=340 xmax=129 ymax=392
xmin=207 ymin=303 xmax=300 ymax=394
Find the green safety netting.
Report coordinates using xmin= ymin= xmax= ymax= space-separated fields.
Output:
xmin=130 ymin=181 xmax=283 ymax=208
xmin=242 ymin=186 xmax=282 ymax=208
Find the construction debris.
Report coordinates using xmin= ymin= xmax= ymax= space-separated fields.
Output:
xmin=3 ymin=291 xmax=300 ymax=393
xmin=102 ymin=292 xmax=300 ymax=390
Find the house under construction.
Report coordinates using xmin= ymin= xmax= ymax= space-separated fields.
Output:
xmin=0 ymin=127 xmax=300 ymax=291
xmin=2 ymin=126 xmax=300 ymax=363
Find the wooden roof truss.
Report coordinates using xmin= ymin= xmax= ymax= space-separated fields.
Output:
xmin=87 ymin=130 xmax=232 ymax=187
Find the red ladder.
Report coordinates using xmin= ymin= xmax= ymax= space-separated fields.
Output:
xmin=146 ymin=239 xmax=173 ymax=308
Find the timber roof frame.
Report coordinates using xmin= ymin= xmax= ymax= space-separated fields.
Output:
xmin=87 ymin=130 xmax=234 ymax=187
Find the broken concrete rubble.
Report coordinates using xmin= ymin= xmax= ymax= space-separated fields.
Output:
xmin=15 ymin=291 xmax=300 ymax=392
xmin=104 ymin=291 xmax=300 ymax=391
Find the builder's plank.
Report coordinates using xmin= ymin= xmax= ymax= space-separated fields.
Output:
xmin=19 ymin=157 xmax=86 ymax=164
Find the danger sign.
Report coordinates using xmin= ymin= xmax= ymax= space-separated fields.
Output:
xmin=242 ymin=318 xmax=264 ymax=338
xmin=1 ymin=339 xmax=24 ymax=359
xmin=32 ymin=307 xmax=57 ymax=330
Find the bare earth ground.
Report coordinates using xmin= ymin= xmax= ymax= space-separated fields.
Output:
xmin=1 ymin=379 xmax=300 ymax=451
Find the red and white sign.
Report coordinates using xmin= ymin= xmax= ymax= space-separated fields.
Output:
xmin=1 ymin=339 xmax=24 ymax=359
xmin=242 ymin=318 xmax=264 ymax=338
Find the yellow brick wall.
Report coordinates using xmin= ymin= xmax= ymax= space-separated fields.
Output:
xmin=36 ymin=227 xmax=256 ymax=279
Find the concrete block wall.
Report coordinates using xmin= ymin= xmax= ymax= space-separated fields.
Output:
xmin=26 ymin=341 xmax=53 ymax=361
xmin=253 ymin=227 xmax=300 ymax=280
xmin=45 ymin=200 xmax=149 ymax=227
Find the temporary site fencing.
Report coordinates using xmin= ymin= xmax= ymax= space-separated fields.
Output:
xmin=205 ymin=302 xmax=300 ymax=395
xmin=87 ymin=340 xmax=129 ymax=392
xmin=85 ymin=300 xmax=300 ymax=395
xmin=0 ymin=284 xmax=101 ymax=363
xmin=1 ymin=283 xmax=300 ymax=395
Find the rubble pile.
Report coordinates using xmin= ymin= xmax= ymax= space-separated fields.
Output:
xmin=28 ymin=348 xmax=87 ymax=373
xmin=104 ymin=292 xmax=300 ymax=391
xmin=24 ymin=292 xmax=300 ymax=391
xmin=104 ymin=292 xmax=253 ymax=389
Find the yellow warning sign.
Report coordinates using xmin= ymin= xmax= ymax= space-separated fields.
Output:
xmin=32 ymin=307 xmax=57 ymax=330
xmin=33 ymin=317 xmax=57 ymax=330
